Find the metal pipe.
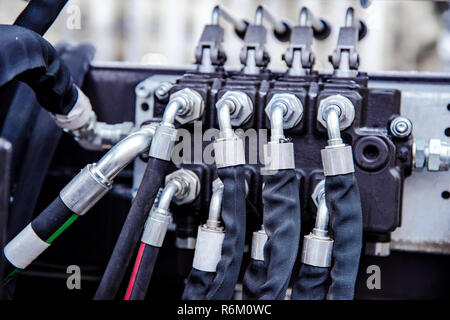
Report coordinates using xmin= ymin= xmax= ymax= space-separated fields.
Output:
xmin=314 ymin=193 xmax=329 ymax=236
xmin=207 ymin=184 xmax=224 ymax=228
xmin=161 ymin=98 xmax=186 ymax=127
xmin=217 ymin=100 xmax=235 ymax=139
xmin=269 ymin=103 xmax=286 ymax=142
xmin=345 ymin=7 xmax=355 ymax=28
xmin=96 ymin=125 xmax=155 ymax=180
xmin=211 ymin=5 xmax=247 ymax=33
xmin=254 ymin=5 xmax=286 ymax=35
xmin=325 ymin=106 xmax=343 ymax=146
xmin=157 ymin=180 xmax=181 ymax=212
xmin=299 ymin=7 xmax=324 ymax=32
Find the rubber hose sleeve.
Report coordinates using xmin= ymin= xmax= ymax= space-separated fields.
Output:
xmin=205 ymin=165 xmax=246 ymax=300
xmin=0 ymin=25 xmax=77 ymax=115
xmin=242 ymin=259 xmax=266 ymax=300
xmin=259 ymin=169 xmax=301 ymax=300
xmin=125 ymin=243 xmax=160 ymax=300
xmin=94 ymin=157 xmax=169 ymax=300
xmin=291 ymin=264 xmax=330 ymax=300
xmin=182 ymin=268 xmax=216 ymax=300
xmin=14 ymin=0 xmax=69 ymax=36
xmin=325 ymin=173 xmax=363 ymax=300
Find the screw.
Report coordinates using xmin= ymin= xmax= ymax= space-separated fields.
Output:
xmin=155 ymin=82 xmax=173 ymax=101
xmin=390 ymin=117 xmax=412 ymax=138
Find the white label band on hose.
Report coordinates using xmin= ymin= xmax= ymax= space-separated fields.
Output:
xmin=3 ymin=223 xmax=50 ymax=269
xmin=192 ymin=226 xmax=225 ymax=272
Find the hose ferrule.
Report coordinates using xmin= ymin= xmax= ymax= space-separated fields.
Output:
xmin=192 ymin=225 xmax=225 ymax=272
xmin=263 ymin=141 xmax=295 ymax=171
xmin=140 ymin=208 xmax=173 ymax=248
xmin=60 ymin=164 xmax=112 ymax=216
xmin=149 ymin=124 xmax=178 ymax=161
xmin=251 ymin=229 xmax=268 ymax=261
xmin=321 ymin=144 xmax=354 ymax=176
xmin=213 ymin=136 xmax=246 ymax=168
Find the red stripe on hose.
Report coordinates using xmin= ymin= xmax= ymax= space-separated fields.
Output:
xmin=124 ymin=242 xmax=146 ymax=300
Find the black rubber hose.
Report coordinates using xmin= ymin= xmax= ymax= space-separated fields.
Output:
xmin=94 ymin=157 xmax=170 ymax=300
xmin=182 ymin=268 xmax=215 ymax=300
xmin=258 ymin=170 xmax=301 ymax=300
xmin=2 ymin=196 xmax=76 ymax=283
xmin=5 ymin=43 xmax=95 ymax=242
xmin=242 ymin=259 xmax=266 ymax=300
xmin=205 ymin=165 xmax=246 ymax=300
xmin=291 ymin=264 xmax=330 ymax=300
xmin=325 ymin=173 xmax=363 ymax=300
xmin=14 ymin=0 xmax=69 ymax=36
xmin=0 ymin=25 xmax=77 ymax=115
xmin=126 ymin=243 xmax=160 ymax=300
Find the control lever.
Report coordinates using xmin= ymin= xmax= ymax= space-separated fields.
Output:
xmin=329 ymin=7 xmax=367 ymax=77
xmin=240 ymin=5 xmax=291 ymax=75
xmin=195 ymin=5 xmax=248 ymax=73
xmin=283 ymin=7 xmax=331 ymax=76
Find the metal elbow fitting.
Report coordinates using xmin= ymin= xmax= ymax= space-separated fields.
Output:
xmin=192 ymin=178 xmax=226 ymax=272
xmin=59 ymin=124 xmax=156 ymax=216
xmin=301 ymin=180 xmax=334 ymax=267
xmin=150 ymin=88 xmax=205 ymax=161
xmin=414 ymin=138 xmax=450 ymax=172
xmin=141 ymin=169 xmax=201 ymax=248
xmin=318 ymin=95 xmax=356 ymax=177
xmin=214 ymin=91 xmax=253 ymax=168
xmin=263 ymin=94 xmax=303 ymax=171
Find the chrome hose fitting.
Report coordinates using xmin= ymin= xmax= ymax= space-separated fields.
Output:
xmin=317 ymin=95 xmax=356 ymax=176
xmin=301 ymin=180 xmax=334 ymax=267
xmin=251 ymin=227 xmax=268 ymax=261
xmin=60 ymin=124 xmax=156 ymax=215
xmin=141 ymin=169 xmax=201 ymax=248
xmin=413 ymin=138 xmax=450 ymax=172
xmin=192 ymin=178 xmax=226 ymax=272
xmin=263 ymin=93 xmax=303 ymax=171
xmin=213 ymin=91 xmax=253 ymax=168
xmin=150 ymin=88 xmax=204 ymax=161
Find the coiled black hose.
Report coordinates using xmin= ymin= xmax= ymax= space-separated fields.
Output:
xmin=242 ymin=259 xmax=266 ymax=300
xmin=325 ymin=173 xmax=363 ymax=300
xmin=0 ymin=25 xmax=77 ymax=115
xmin=125 ymin=243 xmax=160 ymax=300
xmin=258 ymin=170 xmax=301 ymax=300
xmin=182 ymin=268 xmax=215 ymax=300
xmin=205 ymin=165 xmax=246 ymax=300
xmin=14 ymin=0 xmax=69 ymax=36
xmin=291 ymin=264 xmax=330 ymax=300
xmin=94 ymin=157 xmax=170 ymax=300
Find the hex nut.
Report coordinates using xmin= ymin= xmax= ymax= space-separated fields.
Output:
xmin=317 ymin=95 xmax=355 ymax=130
xmin=265 ymin=93 xmax=304 ymax=129
xmin=170 ymin=88 xmax=205 ymax=125
xmin=165 ymin=169 xmax=201 ymax=205
xmin=217 ymin=91 xmax=253 ymax=127
xmin=413 ymin=138 xmax=426 ymax=169
xmin=427 ymin=139 xmax=445 ymax=171
xmin=311 ymin=180 xmax=325 ymax=208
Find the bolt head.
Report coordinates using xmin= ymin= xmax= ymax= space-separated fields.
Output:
xmin=390 ymin=117 xmax=412 ymax=138
xmin=217 ymin=91 xmax=253 ymax=127
xmin=170 ymin=88 xmax=205 ymax=125
xmin=265 ymin=93 xmax=304 ymax=129
xmin=413 ymin=139 xmax=426 ymax=169
xmin=165 ymin=169 xmax=201 ymax=205
xmin=317 ymin=95 xmax=355 ymax=130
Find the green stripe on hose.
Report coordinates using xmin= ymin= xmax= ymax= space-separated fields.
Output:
xmin=3 ymin=268 xmax=20 ymax=284
xmin=45 ymin=214 xmax=79 ymax=244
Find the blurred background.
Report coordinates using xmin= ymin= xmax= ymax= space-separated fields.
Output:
xmin=0 ymin=0 xmax=449 ymax=72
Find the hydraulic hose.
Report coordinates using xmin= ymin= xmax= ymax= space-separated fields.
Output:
xmin=291 ymin=264 xmax=329 ymax=300
xmin=325 ymin=173 xmax=362 ymax=300
xmin=14 ymin=0 xmax=69 ymax=36
xmin=183 ymin=179 xmax=225 ymax=300
xmin=205 ymin=165 xmax=246 ymax=300
xmin=94 ymin=157 xmax=169 ymax=300
xmin=258 ymin=170 xmax=301 ymax=300
xmin=124 ymin=243 xmax=160 ymax=300
xmin=1 ymin=125 xmax=155 ymax=286
xmin=0 ymin=25 xmax=78 ymax=115
xmin=318 ymin=98 xmax=362 ymax=300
